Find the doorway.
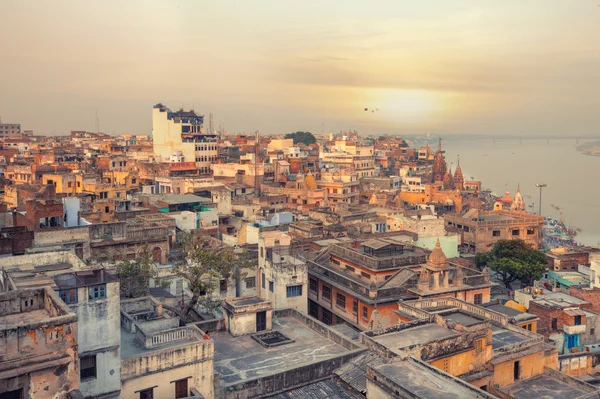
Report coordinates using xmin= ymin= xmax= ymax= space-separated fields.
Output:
xmin=256 ymin=311 xmax=267 ymax=332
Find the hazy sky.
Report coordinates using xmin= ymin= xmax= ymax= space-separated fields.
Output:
xmin=1 ymin=1 xmax=599 ymax=136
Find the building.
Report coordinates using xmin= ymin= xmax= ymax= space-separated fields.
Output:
xmin=257 ymin=231 xmax=308 ymax=313
xmin=120 ymin=296 xmax=213 ymax=398
xmin=361 ymin=296 xmax=596 ymax=397
xmin=152 ymin=103 xmax=217 ymax=174
xmin=0 ymin=117 xmax=21 ymax=138
xmin=307 ymin=235 xmax=492 ymax=331
xmin=0 ymin=270 xmax=81 ymax=399
xmin=445 ymin=209 xmax=544 ymax=253
xmin=2 ymin=250 xmax=122 ymax=398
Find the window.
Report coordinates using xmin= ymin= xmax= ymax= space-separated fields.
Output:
xmin=551 ymin=318 xmax=558 ymax=331
xmin=336 ymin=293 xmax=346 ymax=309
xmin=309 ymin=278 xmax=318 ymax=294
xmin=105 ymin=206 xmax=110 ymax=213
xmin=345 ymin=266 xmax=355 ymax=273
xmin=245 ymin=277 xmax=256 ymax=289
xmin=220 ymin=279 xmax=228 ymax=293
xmin=174 ymin=378 xmax=188 ymax=399
xmin=132 ymin=178 xmax=137 ymax=185
xmin=512 ymin=229 xmax=520 ymax=236
xmin=116 ymin=192 xmax=121 ymax=198
xmin=58 ymin=289 xmax=77 ymax=304
xmin=80 ymin=355 xmax=96 ymax=380
xmin=527 ymin=228 xmax=535 ymax=235
xmin=574 ymin=315 xmax=582 ymax=325
xmin=77 ymin=181 xmax=81 ymax=187
xmin=362 ymin=306 xmax=368 ymax=320
xmin=331 ymin=258 xmax=340 ymax=266
xmin=361 ymin=271 xmax=371 ymax=280
xmin=492 ymin=230 xmax=500 ymax=237
xmin=262 ymin=272 xmax=266 ymax=289
xmin=88 ymin=284 xmax=106 ymax=300
xmin=322 ymin=285 xmax=331 ymax=301
xmin=67 ymin=182 xmax=72 ymax=188
xmin=269 ymin=281 xmax=274 ymax=292
xmin=474 ymin=293 xmax=483 ymax=305
xmin=513 ymin=360 xmax=520 ymax=381
xmin=287 ymin=285 xmax=302 ymax=297
xmin=352 ymin=301 xmax=358 ymax=315
xmin=591 ymin=328 xmax=596 ymax=336
xmin=139 ymin=388 xmax=154 ymax=399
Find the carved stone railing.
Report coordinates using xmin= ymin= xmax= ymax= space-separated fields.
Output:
xmin=137 ymin=325 xmax=203 ymax=349
xmin=409 ymin=297 xmax=508 ymax=326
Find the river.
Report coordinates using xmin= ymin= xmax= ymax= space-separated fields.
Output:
xmin=438 ymin=138 xmax=600 ymax=247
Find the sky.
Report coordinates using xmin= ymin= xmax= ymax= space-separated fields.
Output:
xmin=1 ymin=1 xmax=599 ymax=136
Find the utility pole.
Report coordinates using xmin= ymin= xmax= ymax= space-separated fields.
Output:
xmin=535 ymin=183 xmax=547 ymax=216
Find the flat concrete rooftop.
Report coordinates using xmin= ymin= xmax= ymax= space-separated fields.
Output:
xmin=373 ymin=360 xmax=488 ymax=399
xmin=504 ymin=374 xmax=591 ymax=399
xmin=491 ymin=326 xmax=528 ymax=350
xmin=213 ymin=315 xmax=351 ymax=385
xmin=479 ymin=215 xmax=514 ymax=221
xmin=445 ymin=311 xmax=485 ymax=327
xmin=372 ymin=324 xmax=458 ymax=350
xmin=0 ymin=308 xmax=50 ymax=329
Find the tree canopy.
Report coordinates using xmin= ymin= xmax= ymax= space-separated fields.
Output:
xmin=173 ymin=232 xmax=251 ymax=317
xmin=284 ymin=131 xmax=316 ymax=145
xmin=114 ymin=245 xmax=162 ymax=298
xmin=475 ymin=239 xmax=547 ymax=289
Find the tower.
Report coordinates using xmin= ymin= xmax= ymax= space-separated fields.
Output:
xmin=511 ymin=184 xmax=526 ymax=211
xmin=453 ymin=156 xmax=464 ymax=190
xmin=431 ymin=138 xmax=447 ymax=183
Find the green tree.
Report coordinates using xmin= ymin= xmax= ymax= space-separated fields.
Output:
xmin=173 ymin=232 xmax=237 ymax=317
xmin=284 ymin=131 xmax=316 ymax=146
xmin=114 ymin=245 xmax=161 ymax=298
xmin=475 ymin=239 xmax=547 ymax=289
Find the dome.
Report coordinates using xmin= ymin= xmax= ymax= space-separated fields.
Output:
xmin=500 ymin=190 xmax=513 ymax=204
xmin=427 ymin=239 xmax=448 ymax=268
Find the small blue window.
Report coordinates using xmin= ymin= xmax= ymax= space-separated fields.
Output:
xmin=58 ymin=289 xmax=78 ymax=304
xmin=286 ymin=285 xmax=302 ymax=297
xmin=88 ymin=284 xmax=106 ymax=300
xmin=269 ymin=281 xmax=274 ymax=292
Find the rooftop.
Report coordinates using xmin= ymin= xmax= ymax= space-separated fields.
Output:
xmin=212 ymin=315 xmax=353 ymax=385
xmin=372 ymin=323 xmax=458 ymax=351
xmin=370 ymin=358 xmax=492 ymax=399
xmin=266 ymin=378 xmax=363 ymax=399
xmin=160 ymin=194 xmax=209 ymax=205
xmin=444 ymin=311 xmax=485 ymax=327
xmin=491 ymin=325 xmax=528 ymax=350
xmin=501 ymin=373 xmax=593 ymax=399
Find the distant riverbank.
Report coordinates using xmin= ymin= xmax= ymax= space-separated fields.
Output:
xmin=577 ymin=140 xmax=600 ymax=157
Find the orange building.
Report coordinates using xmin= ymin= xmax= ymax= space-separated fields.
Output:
xmin=307 ymin=236 xmax=493 ymax=331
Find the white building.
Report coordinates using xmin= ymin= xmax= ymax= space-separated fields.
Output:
xmin=152 ymin=103 xmax=218 ymax=174
xmin=257 ymin=231 xmax=308 ymax=313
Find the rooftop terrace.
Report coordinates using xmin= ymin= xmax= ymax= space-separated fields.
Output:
xmin=213 ymin=314 xmax=355 ymax=385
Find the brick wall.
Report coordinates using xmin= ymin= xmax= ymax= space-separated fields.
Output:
xmin=569 ymin=286 xmax=600 ymax=313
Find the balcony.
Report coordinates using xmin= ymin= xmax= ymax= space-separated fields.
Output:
xmin=563 ymin=324 xmax=586 ymax=335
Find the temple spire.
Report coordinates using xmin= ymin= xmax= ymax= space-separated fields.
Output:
xmin=438 ymin=137 xmax=442 ymax=152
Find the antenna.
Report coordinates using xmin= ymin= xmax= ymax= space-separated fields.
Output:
xmin=95 ymin=108 xmax=100 ymax=133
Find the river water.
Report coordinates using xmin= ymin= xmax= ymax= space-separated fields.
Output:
xmin=439 ymin=138 xmax=600 ymax=247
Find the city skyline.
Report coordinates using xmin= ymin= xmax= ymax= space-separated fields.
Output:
xmin=1 ymin=1 xmax=599 ymax=136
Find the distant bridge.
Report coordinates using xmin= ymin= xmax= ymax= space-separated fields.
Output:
xmin=491 ymin=137 xmax=600 ymax=145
